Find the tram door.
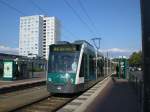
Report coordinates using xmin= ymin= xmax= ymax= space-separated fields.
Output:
xmin=83 ymin=54 xmax=88 ymax=82
xmin=0 ymin=60 xmax=3 ymax=78
xmin=97 ymin=58 xmax=104 ymax=77
xmin=89 ymin=55 xmax=95 ymax=80
xmin=79 ymin=53 xmax=89 ymax=82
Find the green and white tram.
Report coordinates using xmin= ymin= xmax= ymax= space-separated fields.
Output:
xmin=47 ymin=40 xmax=113 ymax=93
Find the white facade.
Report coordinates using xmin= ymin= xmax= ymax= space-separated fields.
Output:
xmin=43 ymin=17 xmax=60 ymax=59
xmin=19 ymin=15 xmax=60 ymax=59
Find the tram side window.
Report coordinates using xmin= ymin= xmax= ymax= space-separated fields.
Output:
xmin=104 ymin=59 xmax=107 ymax=75
xmin=84 ymin=54 xmax=88 ymax=76
xmin=79 ymin=55 xmax=84 ymax=77
xmin=0 ymin=61 xmax=3 ymax=78
xmin=79 ymin=54 xmax=88 ymax=77
xmin=79 ymin=53 xmax=93 ymax=78
xmin=98 ymin=59 xmax=104 ymax=77
xmin=89 ymin=55 xmax=94 ymax=75
xmin=101 ymin=59 xmax=104 ymax=75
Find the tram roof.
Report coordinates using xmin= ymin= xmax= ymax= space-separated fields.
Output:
xmin=74 ymin=40 xmax=93 ymax=46
xmin=55 ymin=40 xmax=94 ymax=48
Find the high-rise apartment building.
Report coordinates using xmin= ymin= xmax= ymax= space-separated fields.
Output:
xmin=19 ymin=15 xmax=60 ymax=59
xmin=42 ymin=16 xmax=60 ymax=59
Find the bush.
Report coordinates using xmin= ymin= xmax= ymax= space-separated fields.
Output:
xmin=29 ymin=67 xmax=44 ymax=72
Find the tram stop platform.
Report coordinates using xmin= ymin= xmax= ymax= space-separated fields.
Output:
xmin=58 ymin=76 xmax=139 ymax=112
xmin=0 ymin=72 xmax=46 ymax=93
xmin=84 ymin=78 xmax=139 ymax=112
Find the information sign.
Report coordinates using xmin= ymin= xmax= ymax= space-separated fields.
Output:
xmin=3 ymin=61 xmax=13 ymax=78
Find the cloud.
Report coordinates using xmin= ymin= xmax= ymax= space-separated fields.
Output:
xmin=99 ymin=48 xmax=138 ymax=58
xmin=0 ymin=45 xmax=138 ymax=58
xmin=0 ymin=45 xmax=19 ymax=55
xmin=100 ymin=48 xmax=132 ymax=53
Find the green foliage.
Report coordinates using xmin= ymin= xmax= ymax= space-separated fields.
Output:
xmin=29 ymin=67 xmax=44 ymax=72
xmin=128 ymin=51 xmax=142 ymax=67
xmin=32 ymin=68 xmax=44 ymax=72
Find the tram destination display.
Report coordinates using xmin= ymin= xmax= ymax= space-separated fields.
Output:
xmin=50 ymin=45 xmax=80 ymax=52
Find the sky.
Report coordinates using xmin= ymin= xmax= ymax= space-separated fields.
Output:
xmin=0 ymin=0 xmax=141 ymax=58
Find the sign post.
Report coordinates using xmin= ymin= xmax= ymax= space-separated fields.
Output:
xmin=141 ymin=0 xmax=150 ymax=111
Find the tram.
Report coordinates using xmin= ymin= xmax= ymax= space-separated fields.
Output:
xmin=47 ymin=40 xmax=115 ymax=93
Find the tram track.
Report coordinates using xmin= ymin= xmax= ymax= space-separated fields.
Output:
xmin=0 ymin=76 xmax=111 ymax=112
xmin=0 ymin=85 xmax=49 ymax=112
xmin=12 ymin=77 xmax=111 ymax=112
xmin=0 ymin=83 xmax=76 ymax=112
xmin=11 ymin=76 xmax=110 ymax=112
xmin=0 ymin=85 xmax=46 ymax=98
xmin=10 ymin=80 xmax=105 ymax=112
xmin=0 ymin=83 xmax=79 ymax=112
xmin=13 ymin=94 xmax=79 ymax=112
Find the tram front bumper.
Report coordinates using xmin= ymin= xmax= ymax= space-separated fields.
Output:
xmin=47 ymin=82 xmax=84 ymax=93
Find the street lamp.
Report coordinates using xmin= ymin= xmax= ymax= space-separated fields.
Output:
xmin=106 ymin=52 xmax=109 ymax=76
xmin=91 ymin=38 xmax=101 ymax=79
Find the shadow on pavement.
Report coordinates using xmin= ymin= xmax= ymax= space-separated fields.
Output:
xmin=85 ymin=78 xmax=138 ymax=112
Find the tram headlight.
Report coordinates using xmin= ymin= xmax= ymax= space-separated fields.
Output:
xmin=48 ymin=78 xmax=52 ymax=82
xmin=65 ymin=73 xmax=70 ymax=79
xmin=65 ymin=73 xmax=74 ymax=84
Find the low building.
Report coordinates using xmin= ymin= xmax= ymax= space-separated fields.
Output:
xmin=0 ymin=53 xmax=47 ymax=80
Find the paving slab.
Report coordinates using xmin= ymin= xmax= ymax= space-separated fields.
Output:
xmin=58 ymin=77 xmax=139 ymax=112
xmin=84 ymin=78 xmax=138 ymax=112
xmin=57 ymin=76 xmax=111 ymax=112
xmin=0 ymin=78 xmax=45 ymax=87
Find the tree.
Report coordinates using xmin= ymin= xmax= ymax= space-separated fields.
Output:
xmin=128 ymin=51 xmax=142 ymax=67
